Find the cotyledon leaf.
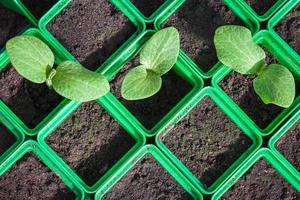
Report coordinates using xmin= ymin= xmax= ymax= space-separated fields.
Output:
xmin=253 ymin=64 xmax=295 ymax=108
xmin=121 ymin=65 xmax=162 ymax=100
xmin=214 ymin=25 xmax=266 ymax=74
xmin=6 ymin=35 xmax=54 ymax=83
xmin=140 ymin=27 xmax=180 ymax=75
xmin=52 ymin=61 xmax=110 ymax=102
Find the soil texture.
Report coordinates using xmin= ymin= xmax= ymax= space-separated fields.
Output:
xmin=47 ymin=0 xmax=136 ymax=71
xmin=221 ymin=159 xmax=300 ymax=200
xmin=275 ymin=4 xmax=300 ymax=55
xmin=46 ymin=102 xmax=135 ymax=186
xmin=110 ymin=57 xmax=193 ymax=130
xmin=0 ymin=66 xmax=63 ymax=129
xmin=162 ymin=97 xmax=252 ymax=188
xmin=103 ymin=154 xmax=193 ymax=200
xmin=246 ymin=0 xmax=277 ymax=15
xmin=0 ymin=153 xmax=75 ymax=200
xmin=22 ymin=0 xmax=58 ymax=19
xmin=0 ymin=123 xmax=16 ymax=156
xmin=276 ymin=121 xmax=300 ymax=171
xmin=0 ymin=4 xmax=30 ymax=50
xmin=131 ymin=0 xmax=165 ymax=17
xmin=163 ymin=0 xmax=243 ymax=72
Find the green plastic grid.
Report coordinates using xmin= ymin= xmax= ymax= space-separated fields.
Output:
xmin=95 ymin=145 xmax=203 ymax=200
xmin=212 ymin=148 xmax=300 ymax=199
xmin=212 ymin=30 xmax=300 ymax=136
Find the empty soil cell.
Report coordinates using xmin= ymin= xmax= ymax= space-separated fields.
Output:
xmin=46 ymin=102 xmax=135 ymax=186
xmin=131 ymin=0 xmax=165 ymax=17
xmin=0 ymin=66 xmax=63 ymax=129
xmin=246 ymin=0 xmax=277 ymax=16
xmin=0 ymin=153 xmax=75 ymax=199
xmin=21 ymin=0 xmax=58 ymax=19
xmin=276 ymin=121 xmax=300 ymax=171
xmin=275 ymin=4 xmax=300 ymax=55
xmin=163 ymin=0 xmax=243 ymax=72
xmin=47 ymin=0 xmax=136 ymax=71
xmin=0 ymin=4 xmax=30 ymax=50
xmin=162 ymin=97 xmax=252 ymax=188
xmin=0 ymin=123 xmax=17 ymax=156
xmin=110 ymin=57 xmax=193 ymax=130
xmin=103 ymin=154 xmax=193 ymax=200
xmin=221 ymin=159 xmax=300 ymax=200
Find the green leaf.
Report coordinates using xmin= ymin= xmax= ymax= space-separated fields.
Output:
xmin=6 ymin=35 xmax=54 ymax=83
xmin=253 ymin=64 xmax=295 ymax=108
xmin=140 ymin=27 xmax=180 ymax=75
xmin=121 ymin=65 xmax=162 ymax=100
xmin=52 ymin=61 xmax=110 ymax=102
xmin=214 ymin=25 xmax=266 ymax=74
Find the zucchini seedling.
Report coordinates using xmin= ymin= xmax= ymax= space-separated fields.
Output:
xmin=214 ymin=25 xmax=295 ymax=108
xmin=6 ymin=35 xmax=110 ymax=102
xmin=121 ymin=27 xmax=180 ymax=100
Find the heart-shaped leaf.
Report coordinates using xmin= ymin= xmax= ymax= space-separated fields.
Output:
xmin=6 ymin=35 xmax=54 ymax=83
xmin=214 ymin=25 xmax=266 ymax=74
xmin=253 ymin=64 xmax=295 ymax=108
xmin=140 ymin=27 xmax=180 ymax=75
xmin=52 ymin=61 xmax=109 ymax=102
xmin=121 ymin=65 xmax=162 ymax=100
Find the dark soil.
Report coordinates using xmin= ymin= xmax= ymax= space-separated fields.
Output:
xmin=21 ymin=0 xmax=58 ymax=19
xmin=0 ymin=66 xmax=63 ymax=129
xmin=162 ymin=97 xmax=252 ymax=188
xmin=275 ymin=4 xmax=300 ymax=55
xmin=131 ymin=0 xmax=165 ymax=17
xmin=276 ymin=121 xmax=300 ymax=171
xmin=163 ymin=0 xmax=243 ymax=72
xmin=0 ymin=153 xmax=75 ymax=199
xmin=0 ymin=4 xmax=30 ymax=50
xmin=47 ymin=0 xmax=136 ymax=71
xmin=110 ymin=57 xmax=193 ymax=130
xmin=246 ymin=0 xmax=277 ymax=15
xmin=221 ymin=159 xmax=300 ymax=200
xmin=0 ymin=123 xmax=16 ymax=156
xmin=103 ymin=154 xmax=193 ymax=200
xmin=46 ymin=102 xmax=135 ymax=186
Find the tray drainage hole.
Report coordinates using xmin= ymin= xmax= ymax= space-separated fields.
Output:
xmin=146 ymin=136 xmax=156 ymax=145
xmin=203 ymin=193 xmax=212 ymax=200
xmin=146 ymin=22 xmax=155 ymax=30
xmin=203 ymin=78 xmax=212 ymax=87
xmin=260 ymin=21 xmax=268 ymax=30
xmin=25 ymin=135 xmax=37 ymax=141
xmin=85 ymin=194 xmax=95 ymax=200
xmin=262 ymin=135 xmax=272 ymax=148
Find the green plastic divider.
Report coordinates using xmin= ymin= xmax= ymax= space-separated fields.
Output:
xmin=95 ymin=145 xmax=202 ymax=200
xmin=156 ymin=86 xmax=262 ymax=194
xmin=212 ymin=30 xmax=300 ymax=136
xmin=212 ymin=148 xmax=300 ymax=199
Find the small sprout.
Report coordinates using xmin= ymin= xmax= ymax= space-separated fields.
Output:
xmin=6 ymin=35 xmax=110 ymax=102
xmin=214 ymin=25 xmax=295 ymax=108
xmin=121 ymin=27 xmax=180 ymax=100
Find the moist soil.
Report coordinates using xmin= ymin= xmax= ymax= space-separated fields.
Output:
xmin=0 ymin=153 xmax=75 ymax=199
xmin=22 ymin=0 xmax=58 ymax=19
xmin=0 ymin=4 xmax=30 ymax=50
xmin=103 ymin=154 xmax=193 ymax=200
xmin=131 ymin=0 xmax=165 ymax=17
xmin=46 ymin=102 xmax=135 ymax=186
xmin=162 ymin=97 xmax=252 ymax=188
xmin=276 ymin=121 xmax=300 ymax=172
xmin=110 ymin=57 xmax=193 ymax=130
xmin=0 ymin=66 xmax=63 ymax=129
xmin=221 ymin=159 xmax=300 ymax=200
xmin=246 ymin=0 xmax=277 ymax=15
xmin=0 ymin=123 xmax=16 ymax=156
xmin=275 ymin=4 xmax=300 ymax=55
xmin=163 ymin=0 xmax=243 ymax=72
xmin=47 ymin=0 xmax=136 ymax=71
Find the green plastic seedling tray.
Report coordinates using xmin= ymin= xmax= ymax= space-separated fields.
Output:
xmin=156 ymin=86 xmax=262 ymax=194
xmin=212 ymin=30 xmax=300 ymax=136
xmin=95 ymin=145 xmax=203 ymax=200
xmin=213 ymin=148 xmax=300 ymax=199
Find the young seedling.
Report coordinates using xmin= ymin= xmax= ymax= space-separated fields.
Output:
xmin=214 ymin=25 xmax=295 ymax=108
xmin=6 ymin=35 xmax=110 ymax=102
xmin=121 ymin=27 xmax=180 ymax=100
